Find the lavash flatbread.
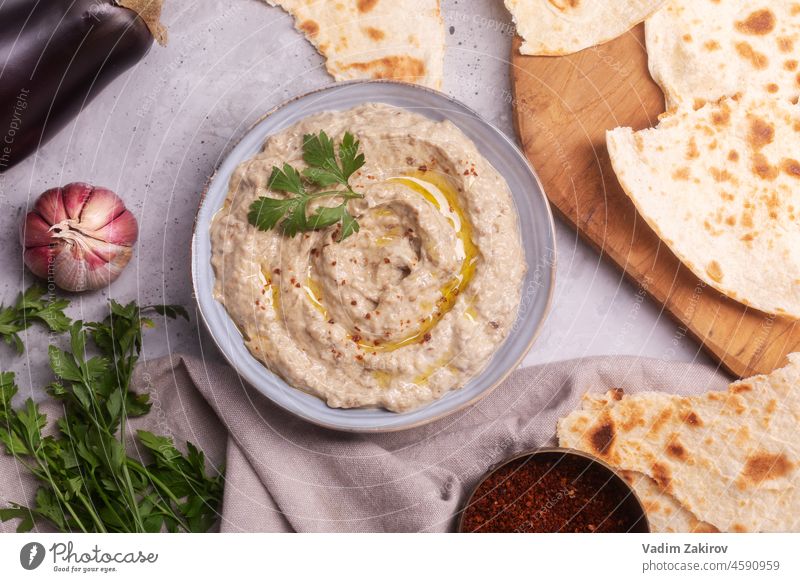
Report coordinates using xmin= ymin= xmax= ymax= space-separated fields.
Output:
xmin=619 ymin=470 xmax=718 ymax=533
xmin=607 ymin=93 xmax=800 ymax=318
xmin=558 ymin=354 xmax=800 ymax=532
xmin=506 ymin=0 xmax=667 ymax=56
xmin=647 ymin=1 xmax=800 ymax=109
xmin=265 ymin=0 xmax=444 ymax=88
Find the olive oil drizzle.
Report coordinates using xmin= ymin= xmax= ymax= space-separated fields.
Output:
xmin=270 ymin=172 xmax=478 ymax=355
xmin=354 ymin=172 xmax=479 ymax=352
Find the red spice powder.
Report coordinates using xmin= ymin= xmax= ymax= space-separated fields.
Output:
xmin=460 ymin=454 xmax=647 ymax=533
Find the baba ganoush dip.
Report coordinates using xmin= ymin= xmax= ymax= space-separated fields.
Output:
xmin=210 ymin=103 xmax=526 ymax=412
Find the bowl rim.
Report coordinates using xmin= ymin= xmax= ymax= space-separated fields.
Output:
xmin=191 ymin=79 xmax=557 ymax=433
xmin=457 ymin=446 xmax=652 ymax=533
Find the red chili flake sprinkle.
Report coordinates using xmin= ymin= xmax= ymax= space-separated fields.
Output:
xmin=351 ymin=300 xmax=357 ymax=306
xmin=461 ymin=455 xmax=644 ymax=533
xmin=331 ymin=261 xmax=337 ymax=266
xmin=418 ymin=165 xmax=428 ymax=172
xmin=273 ymin=268 xmax=281 ymax=275
xmin=355 ymin=355 xmax=364 ymax=361
xmin=489 ymin=321 xmax=500 ymax=329
xmin=384 ymin=258 xmax=391 ymax=264
xmin=351 ymin=334 xmax=362 ymax=343
xmin=328 ymin=319 xmax=335 ymax=324
xmin=295 ymin=283 xmax=301 ymax=288
xmin=422 ymin=333 xmax=432 ymax=343
xmin=290 ymin=277 xmax=297 ymax=285
xmin=365 ymin=313 xmax=371 ymax=319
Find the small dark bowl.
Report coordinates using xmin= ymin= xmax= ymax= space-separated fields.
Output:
xmin=458 ymin=447 xmax=650 ymax=533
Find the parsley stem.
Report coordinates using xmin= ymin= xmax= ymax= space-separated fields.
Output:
xmin=117 ymin=333 xmax=146 ymax=533
xmin=74 ymin=490 xmax=108 ymax=533
xmin=126 ymin=461 xmax=192 ymax=532
xmin=27 ymin=450 xmax=92 ymax=533
xmin=94 ymin=483 xmax=132 ymax=533
xmin=14 ymin=456 xmax=80 ymax=532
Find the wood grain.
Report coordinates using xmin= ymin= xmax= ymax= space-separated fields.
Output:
xmin=510 ymin=25 xmax=800 ymax=378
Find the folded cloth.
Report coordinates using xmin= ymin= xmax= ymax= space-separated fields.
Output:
xmin=0 ymin=355 xmax=729 ymax=533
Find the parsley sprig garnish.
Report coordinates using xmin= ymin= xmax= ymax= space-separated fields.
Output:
xmin=0 ymin=289 xmax=223 ymax=533
xmin=247 ymin=131 xmax=366 ymax=241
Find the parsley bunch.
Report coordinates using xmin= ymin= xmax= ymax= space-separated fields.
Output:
xmin=0 ymin=289 xmax=223 ymax=533
xmin=248 ymin=131 xmax=366 ymax=241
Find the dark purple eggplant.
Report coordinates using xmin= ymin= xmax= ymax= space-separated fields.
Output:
xmin=0 ymin=0 xmax=158 ymax=173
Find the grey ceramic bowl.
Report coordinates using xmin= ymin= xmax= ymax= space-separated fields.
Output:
xmin=192 ymin=80 xmax=556 ymax=432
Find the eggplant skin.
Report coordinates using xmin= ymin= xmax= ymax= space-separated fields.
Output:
xmin=0 ymin=0 xmax=153 ymax=173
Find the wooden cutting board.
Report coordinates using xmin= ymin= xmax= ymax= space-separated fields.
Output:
xmin=510 ymin=25 xmax=800 ymax=379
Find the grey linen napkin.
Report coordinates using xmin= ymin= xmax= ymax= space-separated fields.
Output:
xmin=1 ymin=355 xmax=729 ymax=533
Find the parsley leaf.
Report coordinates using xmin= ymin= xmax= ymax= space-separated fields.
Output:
xmin=308 ymin=204 xmax=360 ymax=242
xmin=0 ymin=286 xmax=71 ymax=353
xmin=268 ymin=163 xmax=305 ymax=196
xmin=247 ymin=131 xmax=366 ymax=242
xmin=338 ymin=132 xmax=366 ymax=181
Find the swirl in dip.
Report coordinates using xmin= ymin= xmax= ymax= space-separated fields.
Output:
xmin=210 ymin=103 xmax=526 ymax=412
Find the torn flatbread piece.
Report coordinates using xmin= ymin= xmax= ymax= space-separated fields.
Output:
xmin=265 ymin=0 xmax=444 ymax=88
xmin=619 ymin=470 xmax=718 ymax=533
xmin=506 ymin=0 xmax=667 ymax=56
xmin=607 ymin=93 xmax=800 ymax=318
xmin=559 ymin=354 xmax=800 ymax=532
xmin=647 ymin=0 xmax=800 ymax=109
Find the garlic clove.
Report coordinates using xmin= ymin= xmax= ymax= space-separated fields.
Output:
xmin=87 ymin=209 xmax=139 ymax=246
xmin=23 ymin=213 xmax=55 ymax=247
xmin=63 ymin=182 xmax=93 ymax=220
xmin=79 ymin=187 xmax=127 ymax=230
xmin=34 ymin=187 xmax=68 ymax=225
xmin=23 ymin=246 xmax=55 ymax=280
xmin=51 ymin=242 xmax=133 ymax=292
xmin=83 ymin=238 xmax=132 ymax=265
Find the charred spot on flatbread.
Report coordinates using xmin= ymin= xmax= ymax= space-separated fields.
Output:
xmin=735 ymin=9 xmax=776 ymax=36
xmin=741 ymin=452 xmax=795 ymax=485
xmin=651 ymin=462 xmax=672 ymax=492
xmin=588 ymin=416 xmax=616 ymax=457
xmin=665 ymin=435 xmax=688 ymax=462
xmin=357 ymin=0 xmax=379 ymax=13
xmin=343 ymin=56 xmax=427 ymax=82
